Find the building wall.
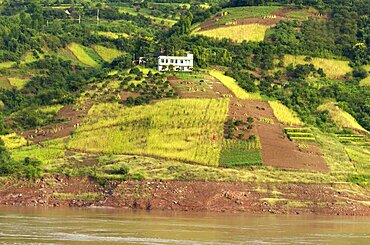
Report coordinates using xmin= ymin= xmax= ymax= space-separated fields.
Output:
xmin=158 ymin=54 xmax=193 ymax=72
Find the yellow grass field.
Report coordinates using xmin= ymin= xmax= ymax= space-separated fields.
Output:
xmin=0 ymin=133 xmax=28 ymax=149
xmin=268 ymin=101 xmax=303 ymax=126
xmin=195 ymin=24 xmax=270 ymax=42
xmin=0 ymin=61 xmax=16 ymax=69
xmin=209 ymin=70 xmax=261 ymax=100
xmin=317 ymin=102 xmax=367 ymax=133
xmin=96 ymin=31 xmax=129 ymax=39
xmin=68 ymin=99 xmax=229 ymax=166
xmin=8 ymin=78 xmax=28 ymax=89
xmin=92 ymin=45 xmax=124 ymax=63
xmin=67 ymin=43 xmax=100 ymax=67
xmin=284 ymin=55 xmax=352 ymax=79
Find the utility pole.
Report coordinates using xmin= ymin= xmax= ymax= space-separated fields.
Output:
xmin=97 ymin=9 xmax=100 ymax=25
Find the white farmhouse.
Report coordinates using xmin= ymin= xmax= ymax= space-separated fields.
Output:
xmin=158 ymin=53 xmax=193 ymax=72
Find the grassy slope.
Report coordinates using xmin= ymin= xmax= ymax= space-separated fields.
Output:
xmin=7 ymin=77 xmax=28 ymax=89
xmin=269 ymin=101 xmax=303 ymax=126
xmin=67 ymin=43 xmax=101 ymax=68
xmin=92 ymin=45 xmax=124 ymax=63
xmin=209 ymin=70 xmax=261 ymax=100
xmin=317 ymin=102 xmax=368 ymax=133
xmin=68 ymin=99 xmax=229 ymax=166
xmin=195 ymin=24 xmax=270 ymax=42
xmin=217 ymin=6 xmax=282 ymax=25
xmin=95 ymin=31 xmax=129 ymax=39
xmin=284 ymin=55 xmax=352 ymax=79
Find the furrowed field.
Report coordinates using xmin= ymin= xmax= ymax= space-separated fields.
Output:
xmin=216 ymin=6 xmax=282 ymax=25
xmin=68 ymin=43 xmax=101 ymax=68
xmin=68 ymin=99 xmax=229 ymax=166
xmin=209 ymin=70 xmax=261 ymax=100
xmin=195 ymin=24 xmax=269 ymax=42
xmin=284 ymin=55 xmax=352 ymax=79
xmin=268 ymin=101 xmax=303 ymax=126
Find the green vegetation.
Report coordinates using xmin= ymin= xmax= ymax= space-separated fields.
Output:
xmin=219 ymin=138 xmax=262 ymax=167
xmin=0 ymin=133 xmax=28 ymax=149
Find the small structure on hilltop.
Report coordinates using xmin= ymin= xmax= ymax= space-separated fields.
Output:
xmin=158 ymin=53 xmax=194 ymax=72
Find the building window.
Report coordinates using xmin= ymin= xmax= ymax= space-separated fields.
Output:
xmin=161 ymin=59 xmax=164 ymax=63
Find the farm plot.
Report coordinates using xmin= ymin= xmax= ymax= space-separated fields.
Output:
xmin=67 ymin=43 xmax=102 ymax=67
xmin=284 ymin=128 xmax=316 ymax=142
xmin=195 ymin=24 xmax=270 ymax=42
xmin=336 ymin=134 xmax=369 ymax=147
xmin=67 ymin=99 xmax=229 ymax=166
xmin=284 ymin=55 xmax=352 ymax=79
xmin=216 ymin=6 xmax=283 ymax=25
xmin=219 ymin=138 xmax=262 ymax=168
xmin=317 ymin=102 xmax=368 ymax=133
xmin=268 ymin=101 xmax=303 ymax=126
xmin=92 ymin=45 xmax=124 ymax=63
xmin=168 ymin=73 xmax=218 ymax=98
xmin=8 ymin=77 xmax=28 ymax=89
xmin=209 ymin=70 xmax=261 ymax=100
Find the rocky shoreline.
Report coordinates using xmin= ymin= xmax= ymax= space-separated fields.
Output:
xmin=1 ymin=176 xmax=369 ymax=216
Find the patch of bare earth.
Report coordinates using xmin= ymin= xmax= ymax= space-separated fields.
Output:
xmin=21 ymin=103 xmax=92 ymax=143
xmin=1 ymin=178 xmax=369 ymax=216
xmin=209 ymin=73 xmax=328 ymax=172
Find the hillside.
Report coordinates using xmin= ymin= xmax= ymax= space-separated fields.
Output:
xmin=0 ymin=0 xmax=369 ymax=214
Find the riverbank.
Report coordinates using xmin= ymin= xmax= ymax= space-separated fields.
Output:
xmin=1 ymin=175 xmax=369 ymax=216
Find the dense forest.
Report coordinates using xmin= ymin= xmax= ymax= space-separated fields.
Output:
xmin=0 ymin=0 xmax=369 ymax=174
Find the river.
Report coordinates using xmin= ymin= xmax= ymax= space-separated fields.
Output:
xmin=0 ymin=207 xmax=369 ymax=244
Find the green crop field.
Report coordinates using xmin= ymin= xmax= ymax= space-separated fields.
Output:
xmin=67 ymin=43 xmax=101 ymax=67
xmin=345 ymin=147 xmax=370 ymax=174
xmin=216 ymin=6 xmax=283 ymax=25
xmin=68 ymin=99 xmax=229 ymax=166
xmin=269 ymin=101 xmax=303 ymax=126
xmin=118 ymin=6 xmax=177 ymax=26
xmin=284 ymin=8 xmax=317 ymax=20
xmin=318 ymin=102 xmax=368 ymax=133
xmin=92 ymin=45 xmax=124 ymax=63
xmin=219 ymin=138 xmax=262 ymax=167
xmin=284 ymin=55 xmax=352 ymax=79
xmin=0 ymin=133 xmax=28 ymax=149
xmin=195 ymin=24 xmax=270 ymax=42
xmin=209 ymin=70 xmax=261 ymax=100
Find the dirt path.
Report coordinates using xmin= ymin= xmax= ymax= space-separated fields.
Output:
xmin=1 ymin=177 xmax=369 ymax=216
xmin=22 ymin=103 xmax=92 ymax=143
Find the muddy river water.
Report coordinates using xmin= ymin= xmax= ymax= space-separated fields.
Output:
xmin=0 ymin=207 xmax=369 ymax=244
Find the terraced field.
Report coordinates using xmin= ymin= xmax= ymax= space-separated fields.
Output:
xmin=67 ymin=43 xmax=102 ymax=67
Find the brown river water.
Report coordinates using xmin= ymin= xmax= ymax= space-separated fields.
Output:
xmin=0 ymin=207 xmax=369 ymax=244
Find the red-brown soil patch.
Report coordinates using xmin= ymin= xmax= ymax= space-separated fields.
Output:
xmin=208 ymin=73 xmax=328 ymax=172
xmin=168 ymin=75 xmax=219 ymax=99
xmin=1 ymin=178 xmax=369 ymax=216
xmin=241 ymin=100 xmax=328 ymax=172
xmin=22 ymin=103 xmax=92 ymax=143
